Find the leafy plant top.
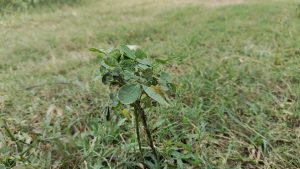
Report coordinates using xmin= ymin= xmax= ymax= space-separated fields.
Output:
xmin=90 ymin=45 xmax=175 ymax=109
xmin=90 ymin=45 xmax=175 ymax=161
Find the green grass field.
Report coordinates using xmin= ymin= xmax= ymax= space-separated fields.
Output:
xmin=1 ymin=0 xmax=300 ymax=168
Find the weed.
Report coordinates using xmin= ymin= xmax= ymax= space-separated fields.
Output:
xmin=90 ymin=45 xmax=175 ymax=165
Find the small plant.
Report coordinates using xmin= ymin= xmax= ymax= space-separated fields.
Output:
xmin=90 ymin=45 xmax=175 ymax=160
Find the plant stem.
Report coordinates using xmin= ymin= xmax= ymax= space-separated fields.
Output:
xmin=134 ymin=102 xmax=158 ymax=160
xmin=106 ymin=106 xmax=110 ymax=121
xmin=134 ymin=107 xmax=143 ymax=157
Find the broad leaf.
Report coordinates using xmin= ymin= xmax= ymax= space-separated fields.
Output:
xmin=99 ymin=65 xmax=108 ymax=74
xmin=104 ymin=57 xmax=118 ymax=67
xmin=118 ymin=84 xmax=141 ymax=104
xmin=121 ymin=60 xmax=135 ymax=71
xmin=135 ymin=48 xmax=147 ymax=59
xmin=159 ymin=72 xmax=172 ymax=91
xmin=119 ymin=45 xmax=135 ymax=59
xmin=159 ymin=82 xmax=169 ymax=91
xmin=109 ymin=49 xmax=122 ymax=61
xmin=143 ymin=85 xmax=169 ymax=106
xmin=160 ymin=72 xmax=171 ymax=82
xmin=100 ymin=61 xmax=110 ymax=69
xmin=137 ymin=58 xmax=151 ymax=66
xmin=123 ymin=70 xmax=135 ymax=80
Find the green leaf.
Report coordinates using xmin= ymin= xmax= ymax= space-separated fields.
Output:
xmin=110 ymin=67 xmax=121 ymax=76
xmin=135 ymin=48 xmax=147 ymax=59
xmin=142 ymin=68 xmax=153 ymax=81
xmin=109 ymin=49 xmax=122 ymax=61
xmin=118 ymin=84 xmax=141 ymax=104
xmin=110 ymin=93 xmax=119 ymax=107
xmin=119 ymin=45 xmax=135 ymax=59
xmin=89 ymin=48 xmax=106 ymax=54
xmin=100 ymin=61 xmax=110 ymax=70
xmin=99 ymin=65 xmax=108 ymax=76
xmin=104 ymin=57 xmax=118 ymax=67
xmin=90 ymin=48 xmax=106 ymax=60
xmin=137 ymin=63 xmax=150 ymax=70
xmin=123 ymin=70 xmax=135 ymax=80
xmin=159 ymin=81 xmax=169 ymax=91
xmin=121 ymin=60 xmax=135 ymax=71
xmin=137 ymin=58 xmax=151 ymax=66
xmin=160 ymin=72 xmax=172 ymax=82
xmin=142 ymin=85 xmax=169 ymax=106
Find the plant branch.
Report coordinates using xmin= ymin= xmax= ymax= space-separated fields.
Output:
xmin=133 ymin=107 xmax=143 ymax=157
xmin=134 ymin=101 xmax=158 ymax=160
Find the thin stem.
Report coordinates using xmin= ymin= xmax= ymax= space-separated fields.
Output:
xmin=134 ymin=107 xmax=143 ymax=157
xmin=134 ymin=102 xmax=158 ymax=160
xmin=106 ymin=106 xmax=110 ymax=121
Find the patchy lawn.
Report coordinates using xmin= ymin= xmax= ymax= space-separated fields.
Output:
xmin=1 ymin=0 xmax=300 ymax=168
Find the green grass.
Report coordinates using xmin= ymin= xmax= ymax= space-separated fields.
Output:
xmin=1 ymin=0 xmax=300 ymax=168
xmin=0 ymin=0 xmax=81 ymax=14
